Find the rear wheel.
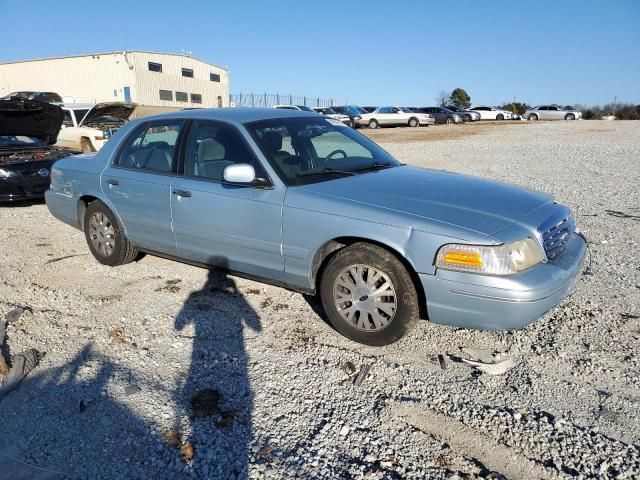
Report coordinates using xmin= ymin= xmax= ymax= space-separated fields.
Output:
xmin=496 ymin=114 xmax=504 ymax=121
xmin=368 ymin=119 xmax=379 ymax=129
xmin=445 ymin=117 xmax=454 ymax=125
xmin=84 ymin=200 xmax=137 ymax=266
xmin=528 ymin=114 xmax=538 ymax=121
xmin=565 ymin=113 xmax=575 ymax=120
xmin=465 ymin=114 xmax=472 ymax=122
xmin=319 ymin=243 xmax=419 ymax=346
xmin=80 ymin=137 xmax=95 ymax=153
xmin=408 ymin=117 xmax=419 ymax=127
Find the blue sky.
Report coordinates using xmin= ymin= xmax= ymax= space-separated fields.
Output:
xmin=1 ymin=0 xmax=638 ymax=106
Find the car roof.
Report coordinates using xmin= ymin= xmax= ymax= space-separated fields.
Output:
xmin=139 ymin=107 xmax=319 ymax=124
xmin=60 ymin=103 xmax=95 ymax=109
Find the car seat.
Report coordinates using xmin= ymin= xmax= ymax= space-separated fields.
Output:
xmin=262 ymin=130 xmax=301 ymax=177
xmin=196 ymin=138 xmax=232 ymax=179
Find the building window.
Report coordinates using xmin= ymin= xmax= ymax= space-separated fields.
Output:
xmin=176 ymin=91 xmax=188 ymax=102
xmin=148 ymin=62 xmax=163 ymax=72
xmin=159 ymin=90 xmax=173 ymax=101
xmin=210 ymin=73 xmax=220 ymax=82
xmin=191 ymin=93 xmax=202 ymax=104
xmin=182 ymin=68 xmax=194 ymax=78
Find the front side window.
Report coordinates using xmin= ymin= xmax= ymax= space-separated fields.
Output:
xmin=183 ymin=121 xmax=264 ymax=182
xmin=148 ymin=62 xmax=162 ymax=72
xmin=247 ymin=117 xmax=401 ymax=186
xmin=182 ymin=68 xmax=194 ymax=78
xmin=116 ymin=121 xmax=182 ymax=173
xmin=378 ymin=107 xmax=392 ymax=113
xmin=176 ymin=91 xmax=188 ymax=102
xmin=62 ymin=110 xmax=74 ymax=128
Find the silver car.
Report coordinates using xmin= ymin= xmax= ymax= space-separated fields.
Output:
xmin=45 ymin=108 xmax=585 ymax=346
xmin=524 ymin=105 xmax=582 ymax=121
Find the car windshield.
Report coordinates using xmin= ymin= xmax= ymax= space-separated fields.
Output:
xmin=74 ymin=109 xmax=89 ymax=124
xmin=0 ymin=135 xmax=46 ymax=149
xmin=447 ymin=106 xmax=460 ymax=111
xmin=247 ymin=117 xmax=401 ymax=186
xmin=296 ymin=106 xmax=315 ymax=112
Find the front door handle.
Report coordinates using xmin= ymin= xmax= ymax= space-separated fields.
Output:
xmin=173 ymin=190 xmax=191 ymax=198
xmin=107 ymin=179 xmax=119 ymax=186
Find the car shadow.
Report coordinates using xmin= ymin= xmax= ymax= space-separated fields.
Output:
xmin=0 ymin=262 xmax=261 ymax=479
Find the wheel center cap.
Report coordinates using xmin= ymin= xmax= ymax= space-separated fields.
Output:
xmin=354 ymin=287 xmax=374 ymax=311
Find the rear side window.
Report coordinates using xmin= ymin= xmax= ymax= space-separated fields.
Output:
xmin=115 ymin=122 xmax=183 ymax=173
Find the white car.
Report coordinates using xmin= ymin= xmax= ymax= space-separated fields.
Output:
xmin=312 ymin=107 xmax=352 ymax=125
xmin=56 ymin=102 xmax=137 ymax=152
xmin=357 ymin=107 xmax=434 ymax=128
xmin=273 ymin=104 xmax=317 ymax=113
xmin=468 ymin=106 xmax=512 ymax=120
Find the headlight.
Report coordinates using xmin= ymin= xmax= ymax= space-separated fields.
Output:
xmin=435 ymin=238 xmax=545 ymax=275
xmin=0 ymin=168 xmax=18 ymax=178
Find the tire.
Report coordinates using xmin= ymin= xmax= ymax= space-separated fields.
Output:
xmin=465 ymin=114 xmax=472 ymax=122
xmin=496 ymin=114 xmax=504 ymax=121
xmin=368 ymin=119 xmax=379 ymax=129
xmin=445 ymin=117 xmax=454 ymax=125
xmin=408 ymin=117 xmax=419 ymax=128
xmin=84 ymin=200 xmax=138 ymax=266
xmin=565 ymin=113 xmax=575 ymax=120
xmin=528 ymin=114 xmax=538 ymax=121
xmin=319 ymin=243 xmax=419 ymax=346
xmin=80 ymin=137 xmax=95 ymax=153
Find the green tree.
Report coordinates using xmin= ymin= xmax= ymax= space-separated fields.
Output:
xmin=448 ymin=88 xmax=471 ymax=108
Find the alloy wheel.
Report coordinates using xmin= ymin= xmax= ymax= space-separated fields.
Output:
xmin=89 ymin=212 xmax=115 ymax=257
xmin=333 ymin=264 xmax=397 ymax=331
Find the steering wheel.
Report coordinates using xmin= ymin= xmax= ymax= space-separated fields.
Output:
xmin=324 ymin=149 xmax=348 ymax=162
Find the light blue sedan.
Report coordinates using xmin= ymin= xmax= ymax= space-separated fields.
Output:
xmin=45 ymin=108 xmax=586 ymax=345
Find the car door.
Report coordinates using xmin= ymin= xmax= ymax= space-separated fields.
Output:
xmin=171 ymin=120 xmax=285 ymax=280
xmin=537 ymin=106 xmax=549 ymax=120
xmin=100 ymin=119 xmax=184 ymax=256
xmin=547 ymin=106 xmax=562 ymax=120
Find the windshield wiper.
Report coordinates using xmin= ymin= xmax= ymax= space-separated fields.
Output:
xmin=352 ymin=161 xmax=395 ymax=172
xmin=299 ymin=167 xmax=356 ymax=177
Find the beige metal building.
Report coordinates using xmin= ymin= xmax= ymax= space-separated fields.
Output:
xmin=0 ymin=51 xmax=229 ymax=108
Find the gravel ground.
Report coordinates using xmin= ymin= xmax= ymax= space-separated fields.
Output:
xmin=0 ymin=120 xmax=639 ymax=480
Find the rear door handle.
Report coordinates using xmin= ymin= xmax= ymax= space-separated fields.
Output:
xmin=173 ymin=190 xmax=191 ymax=198
xmin=107 ymin=179 xmax=119 ymax=186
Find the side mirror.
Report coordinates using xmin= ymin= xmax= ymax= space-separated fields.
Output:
xmin=223 ymin=163 xmax=256 ymax=184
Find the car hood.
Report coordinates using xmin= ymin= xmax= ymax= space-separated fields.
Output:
xmin=81 ymin=102 xmax=137 ymax=126
xmin=300 ymin=166 xmax=552 ymax=237
xmin=0 ymin=99 xmax=64 ymax=144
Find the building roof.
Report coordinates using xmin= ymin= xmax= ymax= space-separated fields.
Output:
xmin=0 ymin=50 xmax=229 ymax=71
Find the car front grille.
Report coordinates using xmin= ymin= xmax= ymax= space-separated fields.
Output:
xmin=540 ymin=214 xmax=575 ymax=260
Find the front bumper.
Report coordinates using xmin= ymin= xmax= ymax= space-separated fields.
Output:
xmin=420 ymin=232 xmax=586 ymax=330
xmin=0 ymin=177 xmax=50 ymax=202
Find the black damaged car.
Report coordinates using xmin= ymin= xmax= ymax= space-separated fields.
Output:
xmin=0 ymin=99 xmax=73 ymax=202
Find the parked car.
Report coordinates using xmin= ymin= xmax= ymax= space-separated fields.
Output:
xmin=412 ymin=107 xmax=462 ymax=124
xmin=524 ymin=105 xmax=582 ymax=121
xmin=45 ymin=108 xmax=586 ymax=345
xmin=60 ymin=103 xmax=92 ymax=129
xmin=312 ymin=107 xmax=352 ymax=126
xmin=332 ymin=105 xmax=367 ymax=128
xmin=444 ymin=105 xmax=481 ymax=122
xmin=1 ymin=91 xmax=64 ymax=104
xmin=0 ymin=99 xmax=73 ymax=202
xmin=273 ymin=105 xmax=317 ymax=113
xmin=357 ymin=107 xmax=434 ymax=128
xmin=56 ymin=102 xmax=136 ymax=152
xmin=468 ymin=106 xmax=513 ymax=120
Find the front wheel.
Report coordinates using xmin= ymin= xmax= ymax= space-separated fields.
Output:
xmin=445 ymin=117 xmax=454 ymax=125
xmin=528 ymin=114 xmax=538 ymax=121
xmin=496 ymin=114 xmax=504 ymax=121
xmin=84 ymin=200 xmax=138 ymax=266
xmin=368 ymin=119 xmax=379 ymax=129
xmin=80 ymin=137 xmax=95 ymax=153
xmin=565 ymin=113 xmax=575 ymax=120
xmin=408 ymin=117 xmax=419 ymax=127
xmin=319 ymin=243 xmax=419 ymax=346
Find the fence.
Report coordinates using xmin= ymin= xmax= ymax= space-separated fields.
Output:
xmin=229 ymin=93 xmax=340 ymax=108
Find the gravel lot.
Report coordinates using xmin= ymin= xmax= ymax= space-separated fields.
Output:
xmin=1 ymin=121 xmax=639 ymax=479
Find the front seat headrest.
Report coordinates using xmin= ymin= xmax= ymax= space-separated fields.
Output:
xmin=262 ymin=130 xmax=283 ymax=152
